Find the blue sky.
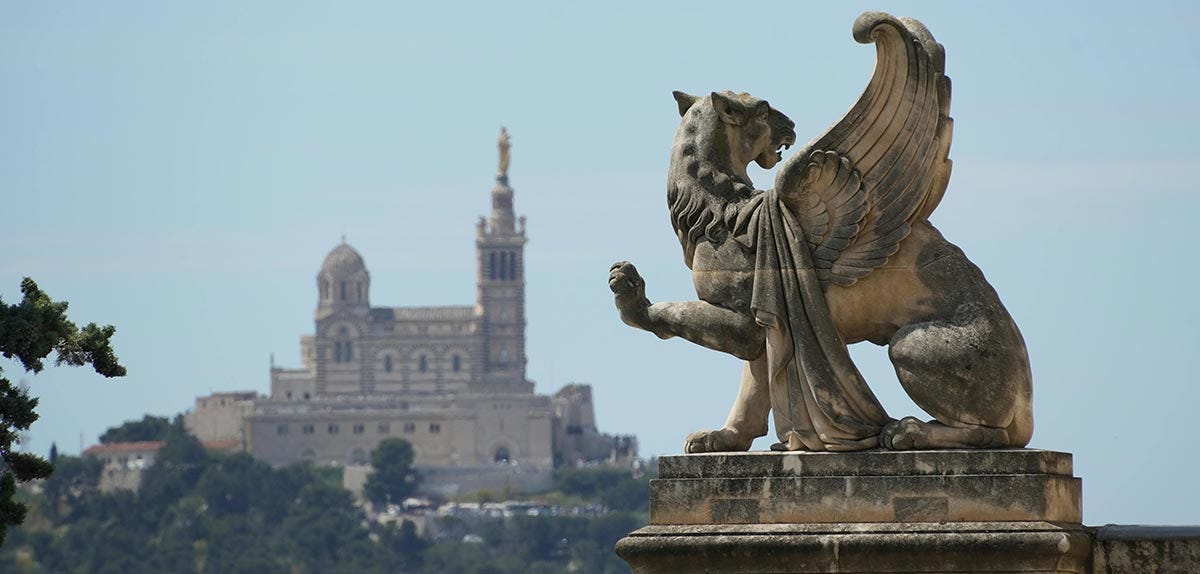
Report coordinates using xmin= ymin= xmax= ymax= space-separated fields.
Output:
xmin=2 ymin=1 xmax=1198 ymax=524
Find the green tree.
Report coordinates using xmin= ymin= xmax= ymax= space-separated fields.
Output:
xmin=40 ymin=454 xmax=102 ymax=520
xmin=553 ymin=466 xmax=650 ymax=512
xmin=99 ymin=414 xmax=171 ymax=444
xmin=381 ymin=519 xmax=427 ymax=572
xmin=363 ymin=438 xmax=420 ymax=509
xmin=0 ymin=278 xmax=125 ymax=544
xmin=282 ymin=482 xmax=379 ymax=573
xmin=139 ymin=422 xmax=209 ymax=509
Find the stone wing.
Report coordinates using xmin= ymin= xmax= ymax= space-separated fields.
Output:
xmin=775 ymin=12 xmax=953 ymax=287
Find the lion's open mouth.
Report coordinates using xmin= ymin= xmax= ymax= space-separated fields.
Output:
xmin=774 ymin=132 xmax=796 ymax=161
xmin=757 ymin=133 xmax=796 ymax=169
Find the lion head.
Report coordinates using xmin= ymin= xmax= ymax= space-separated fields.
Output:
xmin=668 ymin=91 xmax=796 ymax=265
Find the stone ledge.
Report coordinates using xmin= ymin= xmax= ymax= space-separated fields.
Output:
xmin=617 ymin=521 xmax=1091 ymax=574
xmin=629 ymin=520 xmax=1087 ymax=536
xmin=658 ymin=449 xmax=1073 ymax=479
xmin=1091 ymin=525 xmax=1200 ymax=574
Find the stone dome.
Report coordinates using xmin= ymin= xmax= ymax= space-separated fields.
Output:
xmin=320 ymin=242 xmax=367 ymax=277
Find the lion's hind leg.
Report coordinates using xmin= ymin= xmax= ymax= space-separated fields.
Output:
xmin=685 ymin=358 xmax=770 ymax=453
xmin=884 ymin=304 xmax=1033 ymax=450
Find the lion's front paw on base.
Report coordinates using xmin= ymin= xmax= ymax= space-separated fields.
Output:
xmin=880 ymin=417 xmax=926 ymax=450
xmin=684 ymin=429 xmax=750 ymax=453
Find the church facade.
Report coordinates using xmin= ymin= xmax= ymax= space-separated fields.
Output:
xmin=185 ymin=131 xmax=634 ymax=494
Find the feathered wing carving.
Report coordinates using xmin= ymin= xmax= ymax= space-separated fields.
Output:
xmin=775 ymin=12 xmax=954 ymax=287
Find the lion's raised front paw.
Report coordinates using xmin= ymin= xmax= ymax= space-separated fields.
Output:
xmin=684 ymin=428 xmax=750 ymax=453
xmin=609 ymin=261 xmax=652 ymax=330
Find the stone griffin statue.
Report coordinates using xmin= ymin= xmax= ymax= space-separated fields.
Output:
xmin=609 ymin=12 xmax=1032 ymax=453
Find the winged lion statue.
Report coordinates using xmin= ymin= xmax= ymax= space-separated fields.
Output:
xmin=609 ymin=11 xmax=1033 ymax=453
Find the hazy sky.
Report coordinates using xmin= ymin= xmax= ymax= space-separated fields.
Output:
xmin=2 ymin=1 xmax=1198 ymax=525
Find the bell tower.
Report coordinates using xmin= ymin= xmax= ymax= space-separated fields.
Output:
xmin=476 ymin=128 xmax=528 ymax=389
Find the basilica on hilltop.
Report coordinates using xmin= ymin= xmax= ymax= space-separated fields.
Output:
xmin=185 ymin=130 xmax=635 ymax=494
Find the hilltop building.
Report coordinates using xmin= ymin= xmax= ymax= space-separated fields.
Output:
xmin=83 ymin=439 xmax=240 ymax=492
xmin=184 ymin=130 xmax=634 ymax=494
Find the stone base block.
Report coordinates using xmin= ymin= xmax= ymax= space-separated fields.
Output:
xmin=651 ymin=450 xmax=1081 ymax=525
xmin=617 ymin=521 xmax=1092 ymax=574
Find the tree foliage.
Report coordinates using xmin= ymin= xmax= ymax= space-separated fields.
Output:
xmin=0 ymin=453 xmax=647 ymax=573
xmin=0 ymin=277 xmax=125 ymax=544
xmin=554 ymin=467 xmax=651 ymax=512
xmin=99 ymin=414 xmax=171 ymax=444
xmin=41 ymin=454 xmax=102 ymax=521
xmin=363 ymin=438 xmax=420 ymax=508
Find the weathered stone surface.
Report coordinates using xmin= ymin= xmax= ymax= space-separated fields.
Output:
xmin=617 ymin=522 xmax=1092 ymax=574
xmin=658 ymin=449 xmax=1073 ymax=479
xmin=650 ymin=450 xmax=1081 ymax=525
xmin=1091 ymin=525 xmax=1200 ymax=574
xmin=609 ymin=10 xmax=1033 ymax=454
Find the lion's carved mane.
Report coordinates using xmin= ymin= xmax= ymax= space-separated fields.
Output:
xmin=667 ymin=107 xmax=760 ymax=267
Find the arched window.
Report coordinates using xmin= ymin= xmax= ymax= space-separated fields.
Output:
xmin=452 ymin=355 xmax=461 ymax=372
xmin=499 ymin=348 xmax=509 ymax=363
xmin=499 ymin=252 xmax=509 ymax=280
xmin=321 ymin=281 xmax=330 ymax=300
xmin=334 ymin=327 xmax=353 ymax=363
xmin=494 ymin=447 xmax=511 ymax=463
xmin=418 ymin=355 xmax=428 ymax=373
xmin=489 ymin=252 xmax=497 ymax=280
xmin=356 ymin=282 xmax=363 ymax=301
xmin=509 ymin=251 xmax=517 ymax=279
xmin=384 ymin=355 xmax=393 ymax=373
xmin=340 ymin=281 xmax=347 ymax=301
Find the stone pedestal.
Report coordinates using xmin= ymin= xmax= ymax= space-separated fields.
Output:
xmin=617 ymin=449 xmax=1090 ymax=573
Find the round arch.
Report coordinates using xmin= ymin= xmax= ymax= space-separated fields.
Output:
xmin=486 ymin=438 xmax=519 ymax=465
